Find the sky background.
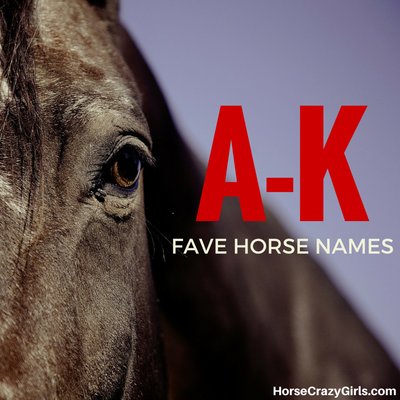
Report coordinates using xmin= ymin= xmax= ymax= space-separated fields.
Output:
xmin=120 ymin=0 xmax=400 ymax=366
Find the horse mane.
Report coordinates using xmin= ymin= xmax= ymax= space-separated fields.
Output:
xmin=0 ymin=0 xmax=42 ymax=191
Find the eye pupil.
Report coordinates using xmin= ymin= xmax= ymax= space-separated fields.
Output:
xmin=118 ymin=147 xmax=139 ymax=181
xmin=110 ymin=146 xmax=141 ymax=189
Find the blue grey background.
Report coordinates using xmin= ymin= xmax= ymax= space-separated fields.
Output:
xmin=120 ymin=1 xmax=400 ymax=366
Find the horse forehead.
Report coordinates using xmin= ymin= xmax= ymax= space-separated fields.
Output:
xmin=35 ymin=0 xmax=143 ymax=129
xmin=38 ymin=0 xmax=116 ymax=59
xmin=37 ymin=0 xmax=126 ymax=81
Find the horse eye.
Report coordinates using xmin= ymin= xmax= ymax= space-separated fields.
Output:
xmin=109 ymin=146 xmax=141 ymax=190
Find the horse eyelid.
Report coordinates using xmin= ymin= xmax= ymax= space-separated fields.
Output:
xmin=107 ymin=133 xmax=156 ymax=168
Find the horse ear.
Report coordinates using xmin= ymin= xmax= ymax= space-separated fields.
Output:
xmin=119 ymin=27 xmax=400 ymax=399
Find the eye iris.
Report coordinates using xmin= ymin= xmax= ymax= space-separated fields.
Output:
xmin=111 ymin=147 xmax=141 ymax=189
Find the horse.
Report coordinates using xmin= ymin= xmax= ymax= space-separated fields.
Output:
xmin=0 ymin=1 xmax=398 ymax=399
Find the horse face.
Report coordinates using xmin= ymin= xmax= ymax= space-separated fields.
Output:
xmin=0 ymin=0 xmax=164 ymax=398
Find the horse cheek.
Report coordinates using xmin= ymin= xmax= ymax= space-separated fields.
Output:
xmin=72 ymin=202 xmax=164 ymax=397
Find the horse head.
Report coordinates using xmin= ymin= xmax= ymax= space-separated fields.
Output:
xmin=0 ymin=1 xmax=164 ymax=398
